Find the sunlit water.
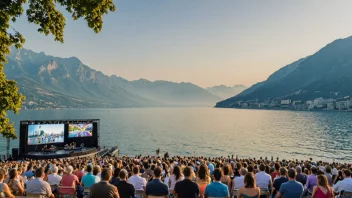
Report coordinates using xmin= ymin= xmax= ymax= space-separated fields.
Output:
xmin=2 ymin=108 xmax=352 ymax=162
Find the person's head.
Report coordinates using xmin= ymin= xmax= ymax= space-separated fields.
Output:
xmin=132 ymin=166 xmax=139 ymax=175
xmin=317 ymin=174 xmax=329 ymax=188
xmin=223 ymin=164 xmax=231 ymax=176
xmin=311 ymin=167 xmax=318 ymax=175
xmin=244 ymin=172 xmax=256 ymax=188
xmin=101 ymin=168 xmax=112 ymax=182
xmin=113 ymin=168 xmax=121 ymax=178
xmin=279 ymin=167 xmax=287 ymax=177
xmin=35 ymin=167 xmax=45 ymax=178
xmin=240 ymin=168 xmax=248 ymax=176
xmin=119 ymin=169 xmax=128 ymax=180
xmin=247 ymin=165 xmax=254 ymax=173
xmin=296 ymin=166 xmax=302 ymax=174
xmin=173 ymin=166 xmax=182 ymax=180
xmin=288 ymin=169 xmax=297 ymax=180
xmin=9 ymin=169 xmax=18 ymax=179
xmin=213 ymin=168 xmax=223 ymax=181
xmin=0 ymin=169 xmax=6 ymax=181
xmin=153 ymin=167 xmax=162 ymax=179
xmin=288 ymin=162 xmax=295 ymax=169
xmin=183 ymin=166 xmax=194 ymax=179
xmin=65 ymin=166 xmax=73 ymax=174
xmin=93 ymin=166 xmax=101 ymax=176
xmin=259 ymin=164 xmax=265 ymax=172
xmin=86 ymin=165 xmax=93 ymax=173
xmin=51 ymin=166 xmax=58 ymax=174
xmin=198 ymin=164 xmax=210 ymax=180
xmin=325 ymin=166 xmax=332 ymax=174
xmin=343 ymin=169 xmax=352 ymax=178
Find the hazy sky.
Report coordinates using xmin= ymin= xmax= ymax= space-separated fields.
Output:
xmin=12 ymin=0 xmax=352 ymax=87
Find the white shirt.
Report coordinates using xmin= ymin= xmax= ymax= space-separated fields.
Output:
xmin=333 ymin=178 xmax=352 ymax=193
xmin=47 ymin=173 xmax=62 ymax=186
xmin=169 ymin=174 xmax=184 ymax=190
xmin=233 ymin=176 xmax=245 ymax=189
xmin=128 ymin=175 xmax=147 ymax=191
xmin=332 ymin=168 xmax=338 ymax=176
xmin=255 ymin=171 xmax=272 ymax=189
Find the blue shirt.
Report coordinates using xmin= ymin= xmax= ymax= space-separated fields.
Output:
xmin=81 ymin=172 xmax=96 ymax=188
xmin=24 ymin=170 xmax=34 ymax=178
xmin=279 ymin=180 xmax=304 ymax=198
xmin=204 ymin=182 xmax=229 ymax=197
xmin=208 ymin=163 xmax=215 ymax=175
xmin=146 ymin=179 xmax=169 ymax=196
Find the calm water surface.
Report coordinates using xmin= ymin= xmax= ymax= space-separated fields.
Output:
xmin=2 ymin=108 xmax=352 ymax=162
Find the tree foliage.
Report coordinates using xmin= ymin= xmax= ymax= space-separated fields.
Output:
xmin=0 ymin=0 xmax=115 ymax=139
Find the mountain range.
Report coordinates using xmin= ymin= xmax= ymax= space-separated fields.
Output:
xmin=216 ymin=35 xmax=352 ymax=108
xmin=206 ymin=85 xmax=247 ymax=99
xmin=4 ymin=47 xmax=243 ymax=108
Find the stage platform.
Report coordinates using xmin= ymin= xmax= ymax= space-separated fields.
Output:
xmin=22 ymin=147 xmax=98 ymax=159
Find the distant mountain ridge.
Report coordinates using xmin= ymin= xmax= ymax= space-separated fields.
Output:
xmin=206 ymin=85 xmax=247 ymax=99
xmin=5 ymin=47 xmax=223 ymax=108
xmin=216 ymin=35 xmax=352 ymax=108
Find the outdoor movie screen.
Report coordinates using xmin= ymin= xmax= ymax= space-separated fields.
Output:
xmin=68 ymin=123 xmax=93 ymax=138
xmin=27 ymin=124 xmax=65 ymax=145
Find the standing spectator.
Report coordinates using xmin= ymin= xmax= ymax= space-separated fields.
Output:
xmin=255 ymin=164 xmax=272 ymax=190
xmin=204 ymin=168 xmax=229 ymax=198
xmin=312 ymin=175 xmax=334 ymax=198
xmin=145 ymin=167 xmax=169 ymax=197
xmin=89 ymin=168 xmax=119 ymax=198
xmin=174 ymin=166 xmax=199 ymax=198
xmin=272 ymin=168 xmax=288 ymax=198
xmin=128 ymin=166 xmax=146 ymax=198
xmin=0 ymin=169 xmax=15 ymax=198
xmin=26 ymin=167 xmax=54 ymax=198
xmin=333 ymin=169 xmax=352 ymax=194
xmin=114 ymin=169 xmax=135 ymax=198
xmin=306 ymin=167 xmax=318 ymax=194
xmin=237 ymin=173 xmax=260 ymax=198
xmin=276 ymin=169 xmax=304 ymax=198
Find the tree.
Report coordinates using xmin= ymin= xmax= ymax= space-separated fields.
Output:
xmin=0 ymin=0 xmax=116 ymax=139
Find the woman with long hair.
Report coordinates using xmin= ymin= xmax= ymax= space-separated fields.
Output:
xmin=221 ymin=164 xmax=232 ymax=191
xmin=237 ymin=173 xmax=260 ymax=198
xmin=168 ymin=165 xmax=184 ymax=195
xmin=333 ymin=170 xmax=343 ymax=185
xmin=6 ymin=169 xmax=24 ymax=196
xmin=312 ymin=175 xmax=334 ymax=198
xmin=196 ymin=164 xmax=211 ymax=198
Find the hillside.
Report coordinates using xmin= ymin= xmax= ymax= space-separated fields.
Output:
xmin=5 ymin=47 xmax=221 ymax=108
xmin=216 ymin=35 xmax=352 ymax=108
xmin=206 ymin=85 xmax=247 ymax=99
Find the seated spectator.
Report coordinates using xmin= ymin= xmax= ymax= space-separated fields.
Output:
xmin=237 ymin=172 xmax=260 ymax=198
xmin=333 ymin=169 xmax=352 ymax=194
xmin=271 ymin=163 xmax=280 ymax=182
xmin=306 ymin=167 xmax=318 ymax=194
xmin=174 ymin=166 xmax=199 ymax=198
xmin=111 ymin=168 xmax=121 ymax=184
xmin=47 ymin=166 xmax=62 ymax=192
xmin=312 ymin=174 xmax=334 ymax=198
xmin=113 ymin=169 xmax=135 ymax=198
xmin=295 ymin=166 xmax=306 ymax=186
xmin=128 ymin=166 xmax=146 ymax=198
xmin=204 ymin=168 xmax=230 ymax=198
xmin=196 ymin=164 xmax=211 ymax=198
xmin=276 ymin=169 xmax=304 ymax=198
xmin=89 ymin=168 xmax=120 ymax=198
xmin=82 ymin=165 xmax=97 ymax=189
xmin=93 ymin=165 xmax=101 ymax=182
xmin=272 ymin=168 xmax=288 ymax=197
xmin=6 ymin=168 xmax=24 ymax=196
xmin=233 ymin=168 xmax=247 ymax=190
xmin=168 ymin=166 xmax=184 ymax=195
xmin=325 ymin=166 xmax=333 ymax=187
xmin=255 ymin=164 xmax=272 ymax=190
xmin=74 ymin=164 xmax=84 ymax=181
xmin=24 ymin=165 xmax=34 ymax=179
xmin=0 ymin=169 xmax=15 ymax=198
xmin=26 ymin=167 xmax=54 ymax=198
xmin=145 ymin=167 xmax=169 ymax=197
xmin=60 ymin=165 xmax=80 ymax=195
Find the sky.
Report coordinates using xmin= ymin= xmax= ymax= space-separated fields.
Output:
xmin=11 ymin=0 xmax=352 ymax=87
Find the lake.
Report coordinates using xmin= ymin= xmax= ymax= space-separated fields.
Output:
xmin=2 ymin=108 xmax=352 ymax=162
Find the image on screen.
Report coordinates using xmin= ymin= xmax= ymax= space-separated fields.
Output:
xmin=27 ymin=124 xmax=65 ymax=145
xmin=69 ymin=123 xmax=93 ymax=138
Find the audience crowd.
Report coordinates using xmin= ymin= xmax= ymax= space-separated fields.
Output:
xmin=0 ymin=154 xmax=351 ymax=198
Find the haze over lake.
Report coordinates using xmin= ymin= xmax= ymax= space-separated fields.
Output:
xmin=2 ymin=108 xmax=352 ymax=162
